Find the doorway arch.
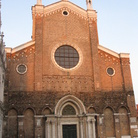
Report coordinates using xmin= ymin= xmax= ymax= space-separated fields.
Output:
xmin=45 ymin=95 xmax=96 ymax=138
xmin=55 ymin=95 xmax=86 ymax=116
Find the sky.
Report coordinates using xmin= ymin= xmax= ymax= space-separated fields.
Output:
xmin=1 ymin=0 xmax=138 ymax=103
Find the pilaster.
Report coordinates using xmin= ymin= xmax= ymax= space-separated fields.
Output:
xmin=120 ymin=54 xmax=133 ymax=92
xmin=46 ymin=120 xmax=51 ymax=138
xmin=79 ymin=117 xmax=84 ymax=138
xmin=34 ymin=116 xmax=44 ymax=138
xmin=114 ymin=113 xmax=121 ymax=138
xmin=45 ymin=117 xmax=56 ymax=138
xmin=33 ymin=5 xmax=44 ymax=91
xmin=98 ymin=115 xmax=105 ymax=138
xmin=127 ymin=95 xmax=136 ymax=117
xmin=87 ymin=10 xmax=101 ymax=92
xmin=2 ymin=117 xmax=7 ymax=138
xmin=18 ymin=115 xmax=24 ymax=138
xmin=87 ymin=116 xmax=96 ymax=138
xmin=92 ymin=117 xmax=96 ymax=138
xmin=129 ymin=116 xmax=138 ymax=137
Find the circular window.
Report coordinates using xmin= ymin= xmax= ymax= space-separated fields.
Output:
xmin=107 ymin=67 xmax=115 ymax=76
xmin=63 ymin=11 xmax=69 ymax=16
xmin=16 ymin=64 xmax=27 ymax=74
xmin=54 ymin=45 xmax=79 ymax=69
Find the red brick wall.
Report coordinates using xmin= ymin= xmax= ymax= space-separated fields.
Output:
xmin=6 ymin=46 xmax=35 ymax=91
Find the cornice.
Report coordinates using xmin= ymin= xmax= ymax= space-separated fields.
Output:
xmin=87 ymin=9 xmax=97 ymax=21
xmin=32 ymin=1 xmax=97 ymax=21
xmin=119 ymin=53 xmax=130 ymax=58
xmin=5 ymin=40 xmax=35 ymax=54
xmin=98 ymin=45 xmax=130 ymax=59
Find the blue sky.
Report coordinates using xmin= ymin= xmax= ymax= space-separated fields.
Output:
xmin=2 ymin=0 xmax=138 ymax=103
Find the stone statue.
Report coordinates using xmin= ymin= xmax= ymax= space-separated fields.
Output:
xmin=37 ymin=0 xmax=42 ymax=5
xmin=86 ymin=0 xmax=92 ymax=9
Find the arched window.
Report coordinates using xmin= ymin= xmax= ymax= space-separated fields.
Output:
xmin=62 ymin=105 xmax=76 ymax=115
xmin=104 ymin=108 xmax=115 ymax=137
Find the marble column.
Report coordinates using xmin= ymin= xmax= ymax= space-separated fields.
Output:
xmin=46 ymin=120 xmax=51 ymax=138
xmin=87 ymin=116 xmax=96 ymax=138
xmin=79 ymin=118 xmax=84 ymax=138
xmin=92 ymin=117 xmax=96 ymax=138
xmin=57 ymin=118 xmax=60 ymax=138
xmin=87 ymin=117 xmax=92 ymax=138
xmin=52 ymin=120 xmax=56 ymax=138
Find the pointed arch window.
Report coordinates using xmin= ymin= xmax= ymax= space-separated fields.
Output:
xmin=62 ymin=105 xmax=76 ymax=115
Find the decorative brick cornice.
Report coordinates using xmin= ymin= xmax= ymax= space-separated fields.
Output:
xmin=98 ymin=45 xmax=130 ymax=65
xmin=5 ymin=40 xmax=35 ymax=54
xmin=32 ymin=1 xmax=97 ymax=21
xmin=5 ymin=41 xmax=35 ymax=61
xmin=87 ymin=10 xmax=97 ymax=22
xmin=98 ymin=49 xmax=120 ymax=65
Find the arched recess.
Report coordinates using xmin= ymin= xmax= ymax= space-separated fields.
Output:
xmin=62 ymin=104 xmax=76 ymax=115
xmin=42 ymin=107 xmax=53 ymax=137
xmin=87 ymin=106 xmax=98 ymax=138
xmin=119 ymin=106 xmax=130 ymax=135
xmin=87 ymin=107 xmax=96 ymax=114
xmin=42 ymin=107 xmax=52 ymax=115
xmin=55 ymin=95 xmax=86 ymax=116
xmin=24 ymin=108 xmax=34 ymax=138
xmin=104 ymin=107 xmax=115 ymax=137
xmin=8 ymin=109 xmax=18 ymax=137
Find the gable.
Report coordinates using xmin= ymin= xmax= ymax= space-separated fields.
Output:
xmin=5 ymin=40 xmax=35 ymax=54
xmin=32 ymin=1 xmax=88 ymax=20
xmin=98 ymin=45 xmax=129 ymax=59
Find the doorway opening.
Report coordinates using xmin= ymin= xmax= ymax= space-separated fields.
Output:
xmin=62 ymin=124 xmax=77 ymax=138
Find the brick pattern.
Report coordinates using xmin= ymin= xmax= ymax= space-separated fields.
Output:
xmin=3 ymin=2 xmax=137 ymax=138
xmin=24 ymin=109 xmax=34 ymax=138
xmin=119 ymin=107 xmax=130 ymax=135
xmin=5 ymin=46 xmax=35 ymax=92
xmin=104 ymin=108 xmax=115 ymax=137
xmin=8 ymin=109 xmax=18 ymax=138
xmin=4 ymin=91 xmax=132 ymax=115
xmin=42 ymin=75 xmax=94 ymax=92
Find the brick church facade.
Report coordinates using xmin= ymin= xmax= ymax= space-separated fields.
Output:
xmin=3 ymin=0 xmax=138 ymax=137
